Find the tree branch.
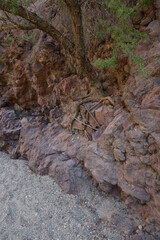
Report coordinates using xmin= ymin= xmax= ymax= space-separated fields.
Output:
xmin=0 ymin=24 xmax=36 ymax=31
xmin=0 ymin=0 xmax=76 ymax=56
xmin=2 ymin=12 xmax=36 ymax=30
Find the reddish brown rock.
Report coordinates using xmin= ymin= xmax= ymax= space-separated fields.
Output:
xmin=93 ymin=105 xmax=114 ymax=126
xmin=15 ymin=115 xmax=91 ymax=194
xmin=0 ymin=1 xmax=159 ymax=237
xmin=0 ymin=108 xmax=21 ymax=158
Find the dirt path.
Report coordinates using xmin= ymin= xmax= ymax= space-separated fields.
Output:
xmin=0 ymin=151 xmax=144 ymax=240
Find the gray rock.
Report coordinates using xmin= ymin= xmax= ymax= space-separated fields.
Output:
xmin=111 ymin=213 xmax=138 ymax=237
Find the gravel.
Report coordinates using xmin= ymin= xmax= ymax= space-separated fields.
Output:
xmin=0 ymin=151 xmax=143 ymax=240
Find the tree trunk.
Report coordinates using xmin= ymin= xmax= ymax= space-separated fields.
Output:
xmin=64 ymin=0 xmax=103 ymax=91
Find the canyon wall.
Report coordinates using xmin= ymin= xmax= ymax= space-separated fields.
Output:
xmin=0 ymin=0 xmax=160 ymax=237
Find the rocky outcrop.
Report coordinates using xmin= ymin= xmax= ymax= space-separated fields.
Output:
xmin=0 ymin=108 xmax=21 ymax=157
xmin=0 ymin=0 xmax=160 ymax=237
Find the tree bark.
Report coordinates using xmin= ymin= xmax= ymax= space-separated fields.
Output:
xmin=64 ymin=0 xmax=103 ymax=91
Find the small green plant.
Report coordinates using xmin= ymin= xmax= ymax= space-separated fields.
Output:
xmin=0 ymin=51 xmax=6 ymax=62
xmin=1 ymin=36 xmax=16 ymax=47
xmin=22 ymin=31 xmax=34 ymax=44
xmin=94 ymin=0 xmax=152 ymax=75
xmin=96 ymin=29 xmax=106 ymax=40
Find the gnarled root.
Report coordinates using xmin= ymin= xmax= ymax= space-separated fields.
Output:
xmin=70 ymin=93 xmax=114 ymax=133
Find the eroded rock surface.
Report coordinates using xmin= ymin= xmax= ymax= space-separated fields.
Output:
xmin=0 ymin=0 xmax=159 ymax=237
xmin=0 ymin=108 xmax=21 ymax=157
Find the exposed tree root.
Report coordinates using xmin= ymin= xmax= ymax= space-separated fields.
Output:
xmin=70 ymin=93 xmax=114 ymax=133
xmin=82 ymin=104 xmax=101 ymax=128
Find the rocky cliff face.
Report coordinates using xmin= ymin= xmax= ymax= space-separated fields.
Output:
xmin=0 ymin=0 xmax=160 ymax=237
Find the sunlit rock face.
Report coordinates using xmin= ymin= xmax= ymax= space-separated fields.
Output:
xmin=0 ymin=0 xmax=159 ymax=235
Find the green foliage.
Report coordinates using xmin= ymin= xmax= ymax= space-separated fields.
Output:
xmin=1 ymin=31 xmax=33 ymax=49
xmin=22 ymin=31 xmax=34 ymax=44
xmin=0 ymin=0 xmax=152 ymax=78
xmin=23 ymin=0 xmax=31 ymax=6
xmin=1 ymin=36 xmax=16 ymax=47
xmin=57 ymin=0 xmax=66 ymax=5
xmin=95 ymin=0 xmax=153 ymax=75
xmin=2 ymin=0 xmax=34 ymax=14
xmin=94 ymin=57 xmax=117 ymax=69
xmin=96 ymin=29 xmax=106 ymax=40
xmin=0 ymin=50 xmax=6 ymax=62
xmin=9 ymin=0 xmax=19 ymax=15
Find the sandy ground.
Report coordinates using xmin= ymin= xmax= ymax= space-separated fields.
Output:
xmin=0 ymin=151 xmax=143 ymax=240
